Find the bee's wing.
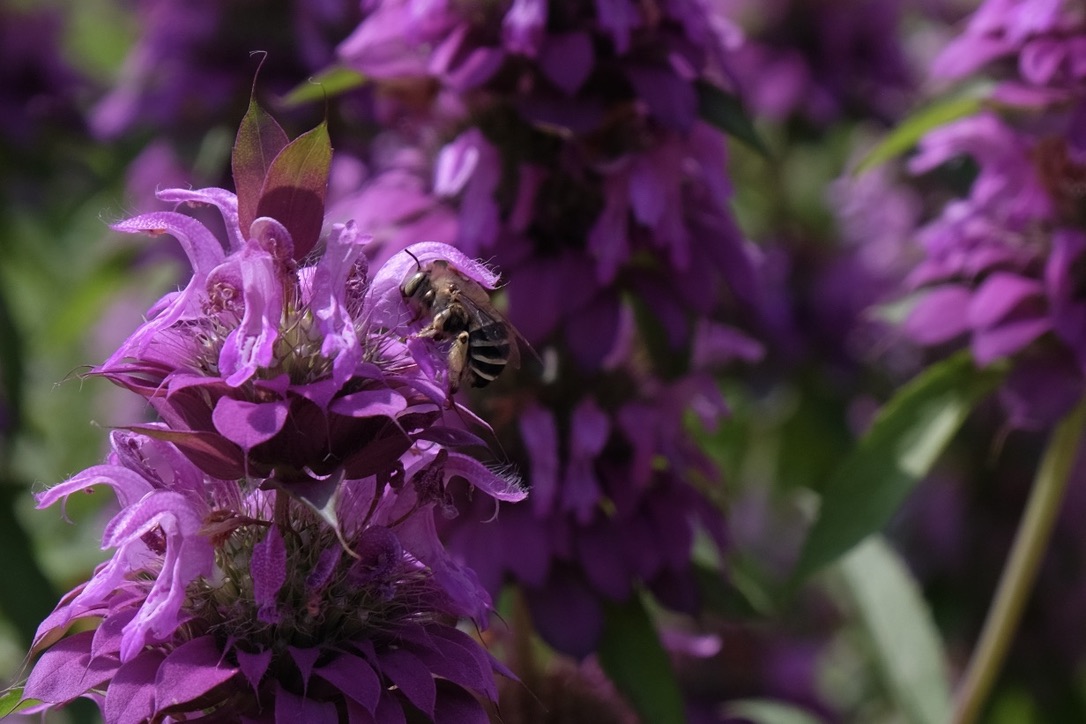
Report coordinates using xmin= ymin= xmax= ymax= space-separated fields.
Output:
xmin=458 ymin=289 xmax=536 ymax=370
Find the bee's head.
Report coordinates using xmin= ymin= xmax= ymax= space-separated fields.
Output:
xmin=400 ymin=269 xmax=428 ymax=300
xmin=400 ymin=248 xmax=428 ymax=300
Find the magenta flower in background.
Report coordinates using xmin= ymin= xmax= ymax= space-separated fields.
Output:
xmin=339 ymin=0 xmax=760 ymax=348
xmin=22 ymin=428 xmax=522 ymax=721
xmin=721 ymin=0 xmax=918 ymax=125
xmin=900 ymin=0 xmax=1086 ymax=428
xmin=333 ymin=0 xmax=765 ymax=659
xmin=91 ymin=0 xmax=361 ymax=140
xmin=0 ymin=6 xmax=87 ymax=146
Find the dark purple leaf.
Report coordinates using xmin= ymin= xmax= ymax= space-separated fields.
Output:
xmin=233 ymin=97 xmax=289 ymax=236
xmin=316 ymin=654 xmax=382 ymax=713
xmin=235 ymin=647 xmax=272 ymax=690
xmin=273 ymin=474 xmax=341 ymax=531
xmin=104 ymin=649 xmax=165 ymax=724
xmin=377 ymin=648 xmax=436 ymax=718
xmin=91 ymin=607 xmax=136 ymax=659
xmin=24 ymin=631 xmax=119 ymax=705
xmin=154 ymin=635 xmax=238 ymax=710
xmin=288 ymin=647 xmax=321 ymax=687
xmin=433 ymin=681 xmax=489 ymax=724
xmin=394 ymin=625 xmax=495 ymax=700
xmin=275 ymin=687 xmax=338 ymax=723
xmin=255 ymin=121 xmax=332 ymax=261
xmin=123 ymin=426 xmax=246 ymax=480
xmin=372 ymin=694 xmax=407 ymax=724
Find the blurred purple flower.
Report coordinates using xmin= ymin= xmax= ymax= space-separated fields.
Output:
xmin=22 ymin=429 xmax=522 ymax=721
xmin=933 ymin=0 xmax=1086 ymax=93
xmin=333 ymin=0 xmax=764 ymax=658
xmin=722 ymin=0 xmax=917 ymax=125
xmin=91 ymin=0 xmax=361 ymax=140
xmin=339 ymin=0 xmax=756 ymax=333
xmin=0 ymin=7 xmax=86 ymax=145
xmin=899 ymin=0 xmax=1086 ymax=427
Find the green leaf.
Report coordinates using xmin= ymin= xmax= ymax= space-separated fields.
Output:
xmin=255 ymin=121 xmax=332 ymax=260
xmin=280 ymin=66 xmax=368 ymax=108
xmin=232 ymin=96 xmax=290 ymax=235
xmin=0 ymin=688 xmax=34 ymax=718
xmin=694 ymin=560 xmax=773 ymax=618
xmin=838 ymin=536 xmax=952 ymax=724
xmin=855 ymin=94 xmax=985 ymax=174
xmin=598 ymin=596 xmax=685 ymax=724
xmin=793 ymin=352 xmax=1006 ymax=580
xmin=723 ymin=699 xmax=826 ymax=724
xmin=696 ymin=81 xmax=770 ymax=157
xmin=0 ymin=281 xmax=25 ymax=444
xmin=0 ymin=485 xmax=59 ymax=647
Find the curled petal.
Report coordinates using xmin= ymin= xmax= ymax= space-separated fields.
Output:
xmin=156 ymin=187 xmax=244 ymax=251
xmin=36 ymin=465 xmax=155 ymax=513
xmin=218 ymin=243 xmax=283 ymax=386
xmin=311 ymin=221 xmax=370 ymax=387
xmin=444 ymin=452 xmax=526 ymax=503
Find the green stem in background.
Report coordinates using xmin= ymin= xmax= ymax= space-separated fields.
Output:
xmin=952 ymin=398 xmax=1086 ymax=724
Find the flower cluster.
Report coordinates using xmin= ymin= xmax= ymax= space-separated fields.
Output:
xmin=902 ymin=0 xmax=1086 ymax=428
xmin=19 ymin=106 xmax=526 ymax=721
xmin=330 ymin=0 xmax=763 ymax=658
xmin=722 ymin=0 xmax=917 ymax=125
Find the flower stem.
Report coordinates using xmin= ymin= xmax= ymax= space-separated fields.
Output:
xmin=952 ymin=398 xmax=1086 ymax=724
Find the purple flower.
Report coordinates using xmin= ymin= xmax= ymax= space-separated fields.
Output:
xmin=897 ymin=0 xmax=1086 ymax=427
xmin=339 ymin=0 xmax=756 ymax=333
xmin=933 ymin=0 xmax=1086 ymax=92
xmin=96 ymin=114 xmax=509 ymax=482
xmin=21 ymin=429 xmax=523 ymax=721
xmin=332 ymin=0 xmax=765 ymax=658
xmin=723 ymin=0 xmax=918 ymax=125
xmin=90 ymin=0 xmax=362 ymax=140
xmin=0 ymin=6 xmax=86 ymax=145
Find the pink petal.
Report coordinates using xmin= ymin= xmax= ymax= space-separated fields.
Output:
xmin=967 ymin=272 xmax=1044 ymax=328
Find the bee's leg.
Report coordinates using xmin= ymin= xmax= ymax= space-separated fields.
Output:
xmin=444 ymin=331 xmax=471 ymax=405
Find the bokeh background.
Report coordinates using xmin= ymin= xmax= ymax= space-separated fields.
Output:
xmin=4 ymin=0 xmax=1086 ymax=722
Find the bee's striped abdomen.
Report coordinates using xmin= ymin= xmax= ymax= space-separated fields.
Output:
xmin=467 ymin=322 xmax=511 ymax=387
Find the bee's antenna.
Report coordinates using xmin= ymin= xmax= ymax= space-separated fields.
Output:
xmin=404 ymin=248 xmax=421 ymax=271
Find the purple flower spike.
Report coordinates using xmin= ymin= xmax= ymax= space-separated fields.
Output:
xmin=335 ymin=0 xmax=760 ymax=661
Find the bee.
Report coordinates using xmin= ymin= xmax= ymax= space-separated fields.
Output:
xmin=400 ymin=257 xmax=521 ymax=394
